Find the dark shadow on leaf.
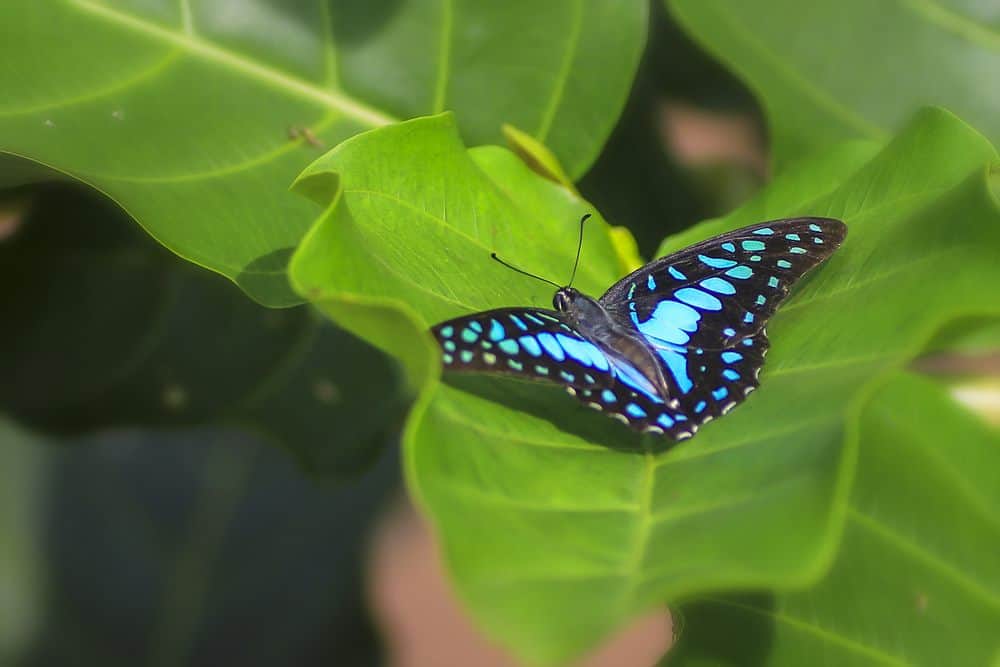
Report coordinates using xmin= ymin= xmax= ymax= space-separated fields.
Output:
xmin=666 ymin=593 xmax=776 ymax=666
xmin=237 ymin=247 xmax=298 ymax=307
xmin=443 ymin=374 xmax=678 ymax=455
xmin=328 ymin=0 xmax=404 ymax=45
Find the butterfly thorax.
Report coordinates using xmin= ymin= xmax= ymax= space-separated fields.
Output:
xmin=554 ymin=287 xmax=674 ymax=401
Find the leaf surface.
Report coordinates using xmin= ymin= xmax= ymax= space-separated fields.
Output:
xmin=669 ymin=0 xmax=1000 ymax=167
xmin=666 ymin=372 xmax=1000 ymax=666
xmin=0 ymin=0 xmax=645 ymax=305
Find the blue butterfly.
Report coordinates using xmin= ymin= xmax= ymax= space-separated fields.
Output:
xmin=431 ymin=216 xmax=846 ymax=440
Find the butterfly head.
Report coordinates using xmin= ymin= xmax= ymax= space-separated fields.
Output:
xmin=553 ymin=287 xmax=581 ymax=313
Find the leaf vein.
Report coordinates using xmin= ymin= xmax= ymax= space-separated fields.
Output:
xmin=68 ymin=0 xmax=398 ymax=127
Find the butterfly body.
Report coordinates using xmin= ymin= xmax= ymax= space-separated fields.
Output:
xmin=432 ymin=217 xmax=846 ymax=440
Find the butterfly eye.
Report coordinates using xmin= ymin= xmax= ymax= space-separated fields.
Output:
xmin=553 ymin=291 xmax=572 ymax=312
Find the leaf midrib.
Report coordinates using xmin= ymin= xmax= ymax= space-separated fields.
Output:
xmin=68 ymin=0 xmax=400 ymax=127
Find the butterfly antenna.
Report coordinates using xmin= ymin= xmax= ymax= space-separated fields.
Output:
xmin=567 ymin=213 xmax=591 ymax=288
xmin=490 ymin=253 xmax=562 ymax=289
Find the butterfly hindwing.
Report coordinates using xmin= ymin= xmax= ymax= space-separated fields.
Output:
xmin=431 ymin=308 xmax=699 ymax=438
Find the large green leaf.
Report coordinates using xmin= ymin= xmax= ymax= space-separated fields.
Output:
xmin=289 ymin=108 xmax=1000 ymax=663
xmin=668 ymin=0 xmax=1000 ymax=167
xmin=0 ymin=0 xmax=645 ymax=306
xmin=0 ymin=185 xmax=403 ymax=475
xmin=666 ymin=372 xmax=1000 ymax=666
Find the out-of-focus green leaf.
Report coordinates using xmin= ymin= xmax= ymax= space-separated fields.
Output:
xmin=0 ymin=186 xmax=404 ymax=475
xmin=289 ymin=108 xmax=1000 ymax=663
xmin=0 ymin=421 xmax=47 ymax=664
xmin=20 ymin=427 xmax=399 ymax=667
xmin=668 ymin=0 xmax=1000 ymax=167
xmin=0 ymin=0 xmax=645 ymax=305
xmin=666 ymin=372 xmax=1000 ymax=666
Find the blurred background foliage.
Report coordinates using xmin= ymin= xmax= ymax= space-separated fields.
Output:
xmin=1 ymin=1 xmax=997 ymax=666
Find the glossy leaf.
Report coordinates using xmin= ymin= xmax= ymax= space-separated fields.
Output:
xmin=0 ymin=186 xmax=404 ymax=476
xmin=290 ymin=108 xmax=1000 ymax=662
xmin=669 ymin=0 xmax=1000 ymax=167
xmin=666 ymin=372 xmax=1000 ymax=666
xmin=0 ymin=0 xmax=645 ymax=305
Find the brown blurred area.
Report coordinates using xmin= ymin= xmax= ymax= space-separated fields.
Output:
xmin=369 ymin=500 xmax=672 ymax=667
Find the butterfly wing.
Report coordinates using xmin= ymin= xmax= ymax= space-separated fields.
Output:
xmin=431 ymin=307 xmax=699 ymax=438
xmin=599 ymin=217 xmax=846 ymax=424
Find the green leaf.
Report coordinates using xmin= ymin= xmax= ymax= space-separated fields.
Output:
xmin=668 ymin=0 xmax=1000 ymax=167
xmin=0 ymin=0 xmax=645 ymax=305
xmin=291 ymin=107 xmax=1000 ymax=663
xmin=666 ymin=371 xmax=1000 ymax=666
xmin=0 ymin=186 xmax=404 ymax=476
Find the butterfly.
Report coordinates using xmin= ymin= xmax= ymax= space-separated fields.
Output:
xmin=431 ymin=215 xmax=847 ymax=440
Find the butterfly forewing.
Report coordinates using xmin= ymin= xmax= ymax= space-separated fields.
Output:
xmin=431 ymin=308 xmax=698 ymax=438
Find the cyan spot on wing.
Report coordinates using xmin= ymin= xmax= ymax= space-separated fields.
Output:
xmin=808 ymin=223 xmax=822 ymax=232
xmin=498 ymin=339 xmax=518 ymax=355
xmin=439 ymin=326 xmax=454 ymax=338
xmin=752 ymin=227 xmax=774 ymax=235
xmin=768 ymin=276 xmax=780 ymax=288
xmin=519 ymin=336 xmax=543 ymax=357
xmin=790 ymin=247 xmax=807 ymax=254
xmin=509 ymin=314 xmax=528 ymax=331
xmin=721 ymin=351 xmax=742 ymax=363
xmin=712 ymin=387 xmax=728 ymax=400
xmin=647 ymin=274 xmax=656 ymax=290
xmin=536 ymin=332 xmax=565 ymax=361
xmin=461 ymin=328 xmax=478 ymax=343
xmin=460 ymin=350 xmax=474 ymax=363
xmin=700 ymin=277 xmax=735 ymax=295
xmin=674 ymin=287 xmax=722 ymax=311
xmin=741 ymin=240 xmax=766 ymax=252
xmin=721 ymin=242 xmax=736 ymax=253
xmin=777 ymin=259 xmax=792 ymax=269
xmin=469 ymin=321 xmax=482 ymax=333
xmin=625 ymin=403 xmax=647 ymax=418
xmin=785 ymin=233 xmax=800 ymax=241
xmin=488 ymin=319 xmax=505 ymax=341
xmin=726 ymin=265 xmax=753 ymax=280
xmin=601 ymin=389 xmax=616 ymax=403
xmin=668 ymin=265 xmax=686 ymax=281
xmin=723 ymin=369 xmax=740 ymax=381
xmin=657 ymin=413 xmax=675 ymax=428
xmin=698 ymin=255 xmax=737 ymax=269
xmin=635 ymin=300 xmax=701 ymax=346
